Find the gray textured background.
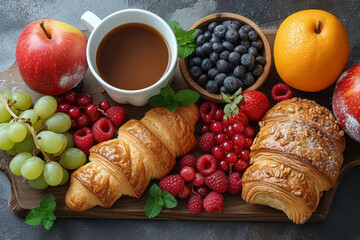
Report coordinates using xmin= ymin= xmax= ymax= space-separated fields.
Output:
xmin=1 ymin=0 xmax=360 ymax=239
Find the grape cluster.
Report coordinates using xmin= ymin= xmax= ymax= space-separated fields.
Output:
xmin=0 ymin=90 xmax=86 ymax=190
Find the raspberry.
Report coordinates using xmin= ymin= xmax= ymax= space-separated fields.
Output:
xmin=73 ymin=127 xmax=94 ymax=155
xmin=99 ymin=100 xmax=111 ymax=111
xmin=198 ymin=132 xmax=215 ymax=153
xmin=106 ymin=106 xmax=126 ymax=125
xmin=203 ymin=191 xmax=224 ymax=213
xmin=188 ymin=195 xmax=203 ymax=214
xmin=179 ymin=154 xmax=196 ymax=169
xmin=196 ymin=154 xmax=217 ymax=176
xmin=192 ymin=172 xmax=205 ymax=187
xmin=200 ymin=101 xmax=218 ymax=122
xmin=271 ymin=83 xmax=293 ymax=102
xmin=180 ymin=166 xmax=196 ymax=182
xmin=178 ymin=185 xmax=191 ymax=199
xmin=195 ymin=187 xmax=208 ymax=198
xmin=77 ymin=93 xmax=93 ymax=107
xmin=205 ymin=170 xmax=228 ymax=193
xmin=64 ymin=90 xmax=77 ymax=104
xmin=159 ymin=175 xmax=185 ymax=196
xmin=92 ymin=117 xmax=115 ymax=143
xmin=227 ymin=172 xmax=242 ymax=195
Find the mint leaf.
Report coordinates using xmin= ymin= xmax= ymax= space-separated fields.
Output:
xmin=145 ymin=196 xmax=162 ymax=218
xmin=40 ymin=194 xmax=56 ymax=212
xmin=156 ymin=196 xmax=165 ymax=207
xmin=160 ymin=84 xmax=175 ymax=98
xmin=144 ymin=184 xmax=178 ymax=218
xmin=149 ymin=95 xmax=167 ymax=108
xmin=149 ymin=184 xmax=162 ymax=198
xmin=25 ymin=208 xmax=44 ymax=226
xmin=43 ymin=220 xmax=54 ymax=230
xmin=166 ymin=20 xmax=185 ymax=40
xmin=175 ymin=90 xmax=200 ymax=106
xmin=185 ymin=29 xmax=197 ymax=43
xmin=25 ymin=194 xmax=56 ymax=230
xmin=162 ymin=191 xmax=178 ymax=209
xmin=167 ymin=99 xmax=177 ymax=112
xmin=178 ymin=45 xmax=196 ymax=59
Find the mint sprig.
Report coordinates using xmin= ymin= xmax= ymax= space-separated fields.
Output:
xmin=25 ymin=194 xmax=56 ymax=230
xmin=145 ymin=184 xmax=177 ymax=218
xmin=166 ymin=20 xmax=197 ymax=58
xmin=149 ymin=84 xmax=200 ymax=112
xmin=221 ymin=88 xmax=245 ymax=120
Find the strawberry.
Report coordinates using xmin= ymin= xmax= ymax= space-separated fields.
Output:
xmin=238 ymin=90 xmax=269 ymax=122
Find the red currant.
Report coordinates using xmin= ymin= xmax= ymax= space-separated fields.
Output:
xmin=233 ymin=159 xmax=249 ymax=171
xmin=233 ymin=145 xmax=243 ymax=155
xmin=180 ymin=166 xmax=196 ymax=182
xmin=178 ymin=185 xmax=191 ymax=199
xmin=221 ymin=140 xmax=233 ymax=152
xmin=77 ymin=93 xmax=93 ymax=107
xmin=222 ymin=118 xmax=230 ymax=126
xmin=64 ymin=90 xmax=77 ymax=104
xmin=76 ymin=113 xmax=90 ymax=127
xmin=68 ymin=106 xmax=81 ymax=119
xmin=210 ymin=121 xmax=223 ymax=134
xmin=192 ymin=172 xmax=205 ymax=187
xmin=200 ymin=124 xmax=210 ymax=134
xmin=225 ymin=152 xmax=237 ymax=164
xmin=203 ymin=114 xmax=213 ymax=124
xmin=226 ymin=125 xmax=236 ymax=138
xmin=214 ymin=109 xmax=224 ymax=121
xmin=211 ymin=145 xmax=225 ymax=160
xmin=218 ymin=160 xmax=230 ymax=173
xmin=195 ymin=187 xmax=208 ymax=198
xmin=99 ymin=100 xmax=111 ymax=111
xmin=215 ymin=133 xmax=227 ymax=145
xmin=233 ymin=123 xmax=245 ymax=133
xmin=89 ymin=112 xmax=101 ymax=124
xmin=244 ymin=125 xmax=256 ymax=138
xmin=232 ymin=134 xmax=245 ymax=148
xmin=71 ymin=119 xmax=78 ymax=130
xmin=56 ymin=95 xmax=65 ymax=105
xmin=244 ymin=137 xmax=253 ymax=149
xmin=85 ymin=104 xmax=98 ymax=116
xmin=240 ymin=149 xmax=250 ymax=161
xmin=58 ymin=103 xmax=71 ymax=113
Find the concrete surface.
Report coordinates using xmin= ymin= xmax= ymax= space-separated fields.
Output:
xmin=1 ymin=0 xmax=360 ymax=239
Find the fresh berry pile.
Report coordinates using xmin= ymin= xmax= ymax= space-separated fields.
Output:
xmin=187 ymin=20 xmax=266 ymax=94
xmin=271 ymin=83 xmax=293 ymax=102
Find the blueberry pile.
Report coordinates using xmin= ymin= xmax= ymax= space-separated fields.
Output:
xmin=187 ymin=20 xmax=266 ymax=94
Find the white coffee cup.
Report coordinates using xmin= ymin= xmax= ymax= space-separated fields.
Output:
xmin=81 ymin=9 xmax=178 ymax=106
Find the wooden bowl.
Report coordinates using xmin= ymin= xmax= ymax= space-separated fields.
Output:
xmin=179 ymin=13 xmax=272 ymax=103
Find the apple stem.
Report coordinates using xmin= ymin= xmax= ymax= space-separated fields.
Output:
xmin=40 ymin=21 xmax=52 ymax=39
xmin=315 ymin=20 xmax=322 ymax=34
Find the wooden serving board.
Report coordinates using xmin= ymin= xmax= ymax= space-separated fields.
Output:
xmin=1 ymin=30 xmax=360 ymax=222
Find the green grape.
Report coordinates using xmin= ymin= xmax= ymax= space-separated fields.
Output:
xmin=0 ymin=89 xmax=12 ymax=103
xmin=21 ymin=157 xmax=44 ymax=180
xmin=15 ymin=135 xmax=35 ymax=154
xmin=37 ymin=131 xmax=62 ymax=154
xmin=12 ymin=92 xmax=32 ymax=110
xmin=60 ymin=148 xmax=86 ymax=170
xmin=45 ymin=112 xmax=71 ymax=133
xmin=7 ymin=122 xmax=27 ymax=143
xmin=19 ymin=109 xmax=37 ymax=124
xmin=43 ymin=161 xmax=63 ymax=186
xmin=53 ymin=134 xmax=68 ymax=157
xmin=0 ymin=126 xmax=15 ymax=150
xmin=63 ymin=132 xmax=74 ymax=148
xmin=9 ymin=152 xmax=32 ymax=175
xmin=34 ymin=96 xmax=57 ymax=120
xmin=6 ymin=146 xmax=18 ymax=156
xmin=28 ymin=173 xmax=49 ymax=190
xmin=33 ymin=119 xmax=43 ymax=132
xmin=0 ymin=102 xmax=11 ymax=123
xmin=60 ymin=167 xmax=69 ymax=185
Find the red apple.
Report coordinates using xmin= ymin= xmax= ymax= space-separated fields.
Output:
xmin=332 ymin=61 xmax=360 ymax=142
xmin=16 ymin=20 xmax=88 ymax=95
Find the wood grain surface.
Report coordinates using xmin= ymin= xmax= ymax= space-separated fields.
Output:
xmin=0 ymin=29 xmax=359 ymax=222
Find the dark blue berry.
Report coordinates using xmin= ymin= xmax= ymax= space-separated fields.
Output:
xmin=202 ymin=42 xmax=213 ymax=54
xmin=228 ymin=63 xmax=235 ymax=72
xmin=205 ymin=80 xmax=219 ymax=94
xmin=222 ymin=20 xmax=232 ymax=29
xmin=197 ymin=74 xmax=208 ymax=87
xmin=234 ymin=45 xmax=247 ymax=54
xmin=227 ymin=23 xmax=239 ymax=31
xmin=201 ymin=58 xmax=213 ymax=72
xmin=241 ymin=53 xmax=255 ymax=67
xmin=256 ymin=56 xmax=266 ymax=65
xmin=216 ymin=59 xmax=229 ymax=73
xmin=233 ymin=65 xmax=246 ymax=78
xmin=189 ymin=66 xmax=202 ymax=80
xmin=195 ymin=46 xmax=205 ymax=57
xmin=208 ymin=68 xmax=219 ymax=79
xmin=244 ymin=72 xmax=255 ymax=87
xmin=214 ymin=73 xmax=227 ymax=85
xmin=204 ymin=31 xmax=212 ymax=41
xmin=248 ymin=30 xmax=257 ymax=41
xmin=251 ymin=39 xmax=263 ymax=49
xmin=253 ymin=65 xmax=263 ymax=77
xmin=196 ymin=35 xmax=206 ymax=46
xmin=237 ymin=78 xmax=244 ymax=90
xmin=220 ymin=50 xmax=230 ymax=60
xmin=195 ymin=28 xmax=203 ymax=38
xmin=209 ymin=36 xmax=220 ymax=44
xmin=188 ymin=57 xmax=202 ymax=68
xmin=248 ymin=46 xmax=258 ymax=56
xmin=238 ymin=28 xmax=248 ymax=40
xmin=222 ymin=41 xmax=234 ymax=51
xmin=229 ymin=52 xmax=241 ymax=65
xmin=208 ymin=22 xmax=218 ymax=32
xmin=241 ymin=25 xmax=253 ymax=33
xmin=220 ymin=86 xmax=228 ymax=94
xmin=224 ymin=76 xmax=240 ymax=93
xmin=225 ymin=29 xmax=239 ymax=43
xmin=247 ymin=65 xmax=255 ymax=71
xmin=214 ymin=25 xmax=226 ymax=38
xmin=210 ymin=52 xmax=220 ymax=62
xmin=212 ymin=42 xmax=224 ymax=53
xmin=240 ymin=40 xmax=250 ymax=48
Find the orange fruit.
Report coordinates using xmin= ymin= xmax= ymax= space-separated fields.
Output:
xmin=274 ymin=9 xmax=350 ymax=92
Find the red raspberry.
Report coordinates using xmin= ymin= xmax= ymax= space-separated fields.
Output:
xmin=200 ymin=101 xmax=218 ymax=122
xmin=179 ymin=154 xmax=196 ymax=169
xmin=73 ymin=127 xmax=94 ymax=155
xmin=198 ymin=132 xmax=215 ymax=153
xmin=203 ymin=191 xmax=224 ymax=213
xmin=196 ymin=154 xmax=217 ymax=176
xmin=77 ymin=93 xmax=93 ymax=107
xmin=99 ymin=100 xmax=111 ymax=111
xmin=271 ymin=83 xmax=293 ymax=102
xmin=64 ymin=90 xmax=77 ymax=104
xmin=195 ymin=187 xmax=208 ymax=198
xmin=178 ymin=185 xmax=191 ymax=199
xmin=205 ymin=170 xmax=228 ymax=193
xmin=227 ymin=172 xmax=242 ymax=195
xmin=188 ymin=195 xmax=203 ymax=214
xmin=244 ymin=125 xmax=255 ymax=138
xmin=159 ymin=175 xmax=185 ymax=196
xmin=180 ymin=166 xmax=196 ymax=182
xmin=106 ymin=106 xmax=126 ymax=125
xmin=192 ymin=172 xmax=205 ymax=187
xmin=68 ymin=106 xmax=81 ymax=119
xmin=92 ymin=117 xmax=115 ymax=143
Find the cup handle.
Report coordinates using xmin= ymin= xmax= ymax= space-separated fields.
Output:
xmin=81 ymin=11 xmax=101 ymax=33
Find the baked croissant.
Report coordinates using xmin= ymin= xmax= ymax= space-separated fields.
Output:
xmin=241 ymin=97 xmax=345 ymax=224
xmin=65 ymin=104 xmax=199 ymax=211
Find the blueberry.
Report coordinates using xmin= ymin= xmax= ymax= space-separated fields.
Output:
xmin=229 ymin=51 xmax=241 ymax=65
xmin=195 ymin=46 xmax=205 ymax=57
xmin=244 ymin=72 xmax=255 ymax=87
xmin=208 ymin=68 xmax=219 ymax=79
xmin=197 ymin=74 xmax=208 ymax=87
xmin=238 ymin=28 xmax=248 ymax=40
xmin=234 ymin=45 xmax=247 ymax=54
xmin=205 ymin=80 xmax=219 ymax=93
xmin=231 ymin=20 xmax=241 ymax=27
xmin=214 ymin=73 xmax=227 ymax=85
xmin=196 ymin=34 xmax=206 ymax=46
xmin=251 ymin=39 xmax=263 ymax=49
xmin=189 ymin=66 xmax=202 ymax=80
xmin=222 ymin=20 xmax=232 ymax=29
xmin=240 ymin=40 xmax=250 ymax=48
xmin=188 ymin=57 xmax=202 ymax=67
xmin=237 ymin=78 xmax=244 ymax=90
xmin=201 ymin=58 xmax=213 ymax=72
xmin=202 ymin=42 xmax=213 ymax=54
xmin=256 ymin=56 xmax=266 ymax=65
xmin=209 ymin=36 xmax=220 ymax=44
xmin=253 ymin=65 xmax=263 ymax=77
xmin=224 ymin=76 xmax=240 ymax=93
xmin=247 ymin=65 xmax=255 ymax=71
xmin=216 ymin=59 xmax=229 ymax=73
xmin=220 ymin=50 xmax=230 ymax=60
xmin=208 ymin=21 xmax=218 ymax=32
xmin=222 ymin=41 xmax=234 ymax=51
xmin=228 ymin=63 xmax=235 ymax=72
xmin=227 ymin=23 xmax=239 ymax=31
xmin=233 ymin=65 xmax=246 ymax=78
xmin=241 ymin=25 xmax=253 ymax=33
xmin=220 ymin=86 xmax=228 ymax=94
xmin=241 ymin=53 xmax=255 ymax=67
xmin=214 ymin=25 xmax=226 ymax=38
xmin=204 ymin=31 xmax=212 ymax=41
xmin=210 ymin=52 xmax=220 ymax=62
xmin=248 ymin=46 xmax=258 ymax=56
xmin=195 ymin=28 xmax=203 ymax=38
xmin=225 ymin=29 xmax=239 ymax=43
xmin=248 ymin=30 xmax=257 ymax=41
xmin=212 ymin=42 xmax=224 ymax=53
